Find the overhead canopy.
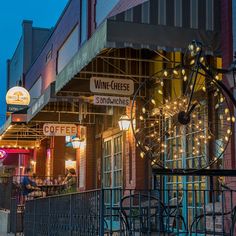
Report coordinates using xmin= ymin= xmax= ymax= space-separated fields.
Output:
xmin=56 ymin=18 xmax=220 ymax=93
xmin=0 ymin=112 xmax=42 ymax=148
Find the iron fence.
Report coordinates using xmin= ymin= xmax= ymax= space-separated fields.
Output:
xmin=22 ymin=187 xmax=236 ymax=236
xmin=0 ymin=176 xmax=13 ymax=209
xmin=24 ymin=190 xmax=101 ymax=236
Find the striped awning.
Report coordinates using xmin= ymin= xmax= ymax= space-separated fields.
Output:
xmin=55 ymin=0 xmax=221 ymax=93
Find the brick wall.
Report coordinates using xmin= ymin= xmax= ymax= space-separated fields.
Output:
xmin=125 ymin=103 xmax=150 ymax=190
xmin=221 ymin=1 xmax=235 ymax=171
xmin=35 ymin=139 xmax=47 ymax=177
xmin=52 ymin=136 xmax=66 ymax=178
xmin=78 ymin=126 xmax=96 ymax=191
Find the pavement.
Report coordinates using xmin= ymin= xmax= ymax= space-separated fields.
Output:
xmin=0 ymin=233 xmax=19 ymax=236
xmin=0 ymin=234 xmax=15 ymax=236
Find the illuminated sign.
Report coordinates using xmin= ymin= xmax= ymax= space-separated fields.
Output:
xmin=6 ymin=86 xmax=30 ymax=106
xmin=94 ymin=95 xmax=130 ymax=107
xmin=43 ymin=123 xmax=77 ymax=136
xmin=90 ymin=77 xmax=134 ymax=95
xmin=0 ymin=150 xmax=7 ymax=160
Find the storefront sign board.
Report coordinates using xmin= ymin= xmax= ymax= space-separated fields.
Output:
xmin=43 ymin=123 xmax=77 ymax=136
xmin=6 ymin=86 xmax=30 ymax=106
xmin=90 ymin=77 xmax=134 ymax=95
xmin=94 ymin=95 xmax=130 ymax=107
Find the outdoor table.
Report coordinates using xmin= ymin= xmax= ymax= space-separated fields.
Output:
xmin=38 ymin=184 xmax=65 ymax=196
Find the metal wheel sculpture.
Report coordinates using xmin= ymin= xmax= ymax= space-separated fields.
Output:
xmin=131 ymin=41 xmax=236 ymax=172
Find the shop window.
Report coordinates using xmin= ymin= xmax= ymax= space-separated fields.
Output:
xmin=46 ymin=49 xmax=52 ymax=63
xmin=81 ymin=0 xmax=88 ymax=44
xmin=57 ymin=25 xmax=79 ymax=74
xmin=29 ymin=76 xmax=42 ymax=105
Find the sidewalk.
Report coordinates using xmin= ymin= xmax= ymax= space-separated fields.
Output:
xmin=0 ymin=233 xmax=16 ymax=236
xmin=0 ymin=234 xmax=14 ymax=236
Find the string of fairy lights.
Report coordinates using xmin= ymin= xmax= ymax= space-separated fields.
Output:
xmin=131 ymin=41 xmax=235 ymax=171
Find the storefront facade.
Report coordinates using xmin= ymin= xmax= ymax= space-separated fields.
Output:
xmin=2 ymin=0 xmax=236 ymax=204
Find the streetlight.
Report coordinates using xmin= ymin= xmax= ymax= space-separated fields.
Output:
xmin=118 ymin=114 xmax=131 ymax=131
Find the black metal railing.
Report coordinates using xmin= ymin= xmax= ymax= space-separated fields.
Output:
xmin=24 ymin=190 xmax=101 ymax=236
xmin=22 ymin=187 xmax=236 ymax=236
xmin=0 ymin=176 xmax=13 ymax=209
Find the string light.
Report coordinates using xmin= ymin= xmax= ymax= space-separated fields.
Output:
xmin=173 ymin=69 xmax=178 ymax=75
xmin=151 ymin=99 xmax=156 ymax=105
xmin=200 ymin=57 xmax=204 ymax=63
xmin=140 ymin=152 xmax=145 ymax=158
xmin=163 ymin=70 xmax=168 ymax=76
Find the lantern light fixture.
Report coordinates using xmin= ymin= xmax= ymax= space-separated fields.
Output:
xmin=118 ymin=114 xmax=131 ymax=131
xmin=71 ymin=136 xmax=84 ymax=149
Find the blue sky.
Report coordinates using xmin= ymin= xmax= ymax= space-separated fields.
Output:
xmin=0 ymin=0 xmax=68 ymax=124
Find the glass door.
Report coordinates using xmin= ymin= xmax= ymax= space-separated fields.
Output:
xmin=103 ymin=134 xmax=123 ymax=205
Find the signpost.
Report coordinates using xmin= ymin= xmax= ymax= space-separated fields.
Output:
xmin=6 ymin=86 xmax=30 ymax=105
xmin=43 ymin=123 xmax=77 ymax=136
xmin=94 ymin=95 xmax=130 ymax=107
xmin=90 ymin=77 xmax=134 ymax=96
xmin=6 ymin=86 xmax=30 ymax=112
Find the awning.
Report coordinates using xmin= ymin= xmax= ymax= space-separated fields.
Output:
xmin=55 ymin=18 xmax=220 ymax=93
xmin=0 ymin=111 xmax=42 ymax=148
xmin=27 ymin=82 xmax=56 ymax=122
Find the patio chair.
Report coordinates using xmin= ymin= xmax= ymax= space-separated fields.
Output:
xmin=190 ymin=205 xmax=236 ymax=235
xmin=119 ymin=193 xmax=187 ymax=235
xmin=165 ymin=195 xmax=187 ymax=233
xmin=119 ymin=193 xmax=170 ymax=235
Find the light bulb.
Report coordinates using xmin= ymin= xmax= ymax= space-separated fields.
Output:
xmin=140 ymin=152 xmax=145 ymax=158
xmin=173 ymin=69 xmax=178 ymax=75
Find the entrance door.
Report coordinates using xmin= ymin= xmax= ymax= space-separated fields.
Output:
xmin=164 ymin=108 xmax=208 ymax=232
xmin=103 ymin=134 xmax=123 ymax=205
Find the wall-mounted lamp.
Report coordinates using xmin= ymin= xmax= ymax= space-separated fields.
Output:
xmin=71 ymin=137 xmax=84 ymax=149
xmin=118 ymin=114 xmax=131 ymax=131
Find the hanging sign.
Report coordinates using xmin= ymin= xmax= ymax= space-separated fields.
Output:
xmin=94 ymin=95 xmax=130 ymax=107
xmin=6 ymin=86 xmax=30 ymax=106
xmin=43 ymin=123 xmax=77 ymax=136
xmin=90 ymin=77 xmax=134 ymax=95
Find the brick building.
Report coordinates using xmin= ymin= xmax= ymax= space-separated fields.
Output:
xmin=1 ymin=0 xmax=236 ymax=232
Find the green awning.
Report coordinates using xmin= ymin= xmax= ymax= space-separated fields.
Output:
xmin=55 ymin=19 xmax=220 ymax=93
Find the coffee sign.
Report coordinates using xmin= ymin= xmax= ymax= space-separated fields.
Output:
xmin=90 ymin=77 xmax=134 ymax=96
xmin=43 ymin=123 xmax=77 ymax=136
